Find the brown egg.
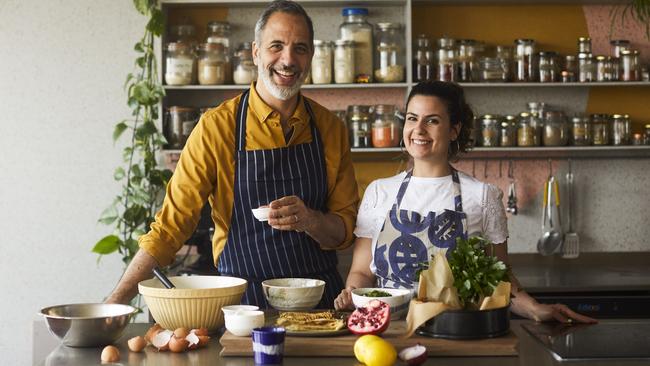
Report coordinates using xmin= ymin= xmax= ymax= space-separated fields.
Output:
xmin=127 ymin=336 xmax=147 ymax=352
xmin=192 ymin=327 xmax=209 ymax=337
xmin=197 ymin=335 xmax=210 ymax=347
xmin=101 ymin=345 xmax=120 ymax=363
xmin=173 ymin=327 xmax=189 ymax=338
xmin=144 ymin=323 xmax=164 ymax=343
xmin=168 ymin=336 xmax=190 ymax=353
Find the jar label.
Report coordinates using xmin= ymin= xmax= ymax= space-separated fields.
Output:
xmin=167 ymin=58 xmax=193 ymax=75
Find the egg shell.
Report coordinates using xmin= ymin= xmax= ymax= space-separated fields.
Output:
xmin=127 ymin=336 xmax=147 ymax=352
xmin=101 ymin=345 xmax=120 ymax=363
xmin=169 ymin=336 xmax=190 ymax=353
xmin=174 ymin=327 xmax=190 ymax=338
xmin=144 ymin=323 xmax=164 ymax=343
xmin=152 ymin=329 xmax=173 ymax=351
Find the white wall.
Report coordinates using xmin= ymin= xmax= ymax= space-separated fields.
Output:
xmin=0 ymin=1 xmax=144 ymax=364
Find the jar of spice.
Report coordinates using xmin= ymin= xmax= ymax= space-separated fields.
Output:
xmin=611 ymin=114 xmax=631 ymax=145
xmin=500 ymin=115 xmax=517 ymax=147
xmin=537 ymin=51 xmax=558 ymax=82
xmin=339 ymin=8 xmax=373 ymax=83
xmin=480 ymin=114 xmax=500 ymax=147
xmin=312 ymin=40 xmax=333 ymax=84
xmin=478 ymin=57 xmax=508 ymax=82
xmin=577 ymin=37 xmax=592 ymax=54
xmin=543 ymin=111 xmax=569 ymax=146
xmin=562 ymin=55 xmax=577 ymax=82
xmin=526 ymin=102 xmax=545 ymax=145
xmin=437 ymin=37 xmax=457 ymax=82
xmin=495 ymin=45 xmax=513 ymax=81
xmin=610 ymin=39 xmax=630 ymax=58
xmin=374 ymin=23 xmax=405 ymax=83
xmin=591 ymin=114 xmax=610 ymax=145
xmin=205 ymin=21 xmax=232 ymax=84
xmin=334 ymin=40 xmax=355 ymax=84
xmin=165 ymin=42 xmax=195 ymax=86
xmin=457 ymin=39 xmax=477 ymax=82
xmin=413 ymin=34 xmax=434 ymax=82
xmin=347 ymin=105 xmax=372 ymax=148
xmin=514 ymin=39 xmax=535 ymax=82
xmin=165 ymin=106 xmax=197 ymax=149
xmin=371 ymin=105 xmax=401 ymax=148
xmin=517 ymin=112 xmax=538 ymax=147
xmin=570 ymin=114 xmax=591 ymax=146
xmin=644 ymin=124 xmax=650 ymax=145
xmin=197 ymin=43 xmax=227 ymax=85
xmin=233 ymin=42 xmax=257 ymax=85
xmin=578 ymin=53 xmax=594 ymax=82
xmin=620 ymin=49 xmax=640 ymax=81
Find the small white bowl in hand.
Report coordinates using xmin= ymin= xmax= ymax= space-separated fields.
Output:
xmin=251 ymin=207 xmax=270 ymax=221
xmin=351 ymin=288 xmax=412 ymax=320
xmin=223 ymin=310 xmax=265 ymax=337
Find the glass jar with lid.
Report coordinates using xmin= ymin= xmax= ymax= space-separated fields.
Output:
xmin=620 ymin=49 xmax=640 ymax=81
xmin=334 ymin=40 xmax=355 ymax=84
xmin=478 ymin=57 xmax=508 ymax=82
xmin=517 ymin=112 xmax=538 ymax=147
xmin=562 ymin=55 xmax=577 ymax=82
xmin=457 ymin=39 xmax=477 ymax=82
xmin=311 ymin=40 xmax=333 ymax=84
xmin=577 ymin=37 xmax=592 ymax=54
xmin=611 ymin=114 xmax=631 ymax=145
xmin=542 ymin=111 xmax=569 ymax=146
xmin=374 ymin=23 xmax=405 ymax=83
xmin=514 ymin=39 xmax=535 ymax=82
xmin=644 ymin=124 xmax=650 ymax=145
xmin=500 ymin=115 xmax=517 ymax=147
xmin=413 ymin=34 xmax=434 ymax=82
xmin=480 ymin=114 xmax=500 ymax=147
xmin=197 ymin=43 xmax=227 ymax=85
xmin=594 ymin=55 xmax=613 ymax=81
xmin=578 ymin=53 xmax=595 ymax=82
xmin=610 ymin=39 xmax=630 ymax=58
xmin=233 ymin=42 xmax=257 ymax=85
xmin=371 ymin=104 xmax=401 ymax=148
xmin=347 ymin=105 xmax=372 ymax=148
xmin=495 ymin=45 xmax=513 ymax=81
xmin=591 ymin=114 xmax=610 ymax=145
xmin=526 ymin=102 xmax=545 ymax=145
xmin=437 ymin=37 xmax=457 ymax=82
xmin=205 ymin=21 xmax=232 ymax=84
xmin=165 ymin=106 xmax=197 ymax=149
xmin=570 ymin=114 xmax=591 ymax=146
xmin=339 ymin=8 xmax=373 ymax=83
xmin=165 ymin=42 xmax=195 ymax=86
xmin=537 ymin=51 xmax=558 ymax=82
xmin=169 ymin=23 xmax=199 ymax=84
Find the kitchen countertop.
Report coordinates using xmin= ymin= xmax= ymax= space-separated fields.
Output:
xmin=34 ymin=319 xmax=650 ymax=366
xmin=508 ymin=252 xmax=650 ymax=293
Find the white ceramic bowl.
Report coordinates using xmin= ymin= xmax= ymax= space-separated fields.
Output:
xmin=221 ymin=305 xmax=260 ymax=316
xmin=351 ymin=288 xmax=413 ymax=320
xmin=138 ymin=275 xmax=247 ymax=332
xmin=261 ymin=278 xmax=325 ymax=311
xmin=251 ymin=207 xmax=270 ymax=221
xmin=224 ymin=310 xmax=265 ymax=337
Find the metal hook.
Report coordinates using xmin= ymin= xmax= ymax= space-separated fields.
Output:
xmin=484 ymin=160 xmax=488 ymax=179
xmin=472 ymin=160 xmax=476 ymax=177
xmin=547 ymin=159 xmax=553 ymax=178
xmin=499 ymin=160 xmax=503 ymax=178
xmin=508 ymin=160 xmax=515 ymax=179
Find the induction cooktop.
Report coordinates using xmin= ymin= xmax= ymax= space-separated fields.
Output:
xmin=522 ymin=320 xmax=650 ymax=361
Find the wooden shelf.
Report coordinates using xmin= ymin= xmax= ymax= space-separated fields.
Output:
xmin=163 ymin=83 xmax=409 ymax=91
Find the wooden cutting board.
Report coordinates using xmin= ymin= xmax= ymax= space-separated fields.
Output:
xmin=220 ymin=320 xmax=518 ymax=357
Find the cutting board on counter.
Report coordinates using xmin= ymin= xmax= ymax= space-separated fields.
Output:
xmin=220 ymin=321 xmax=518 ymax=357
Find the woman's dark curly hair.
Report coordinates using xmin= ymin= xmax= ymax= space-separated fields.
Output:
xmin=405 ymin=81 xmax=474 ymax=161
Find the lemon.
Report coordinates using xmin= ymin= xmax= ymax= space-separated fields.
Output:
xmin=354 ymin=335 xmax=382 ymax=364
xmin=353 ymin=335 xmax=396 ymax=366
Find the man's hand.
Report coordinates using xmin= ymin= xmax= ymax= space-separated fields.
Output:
xmin=267 ymin=195 xmax=317 ymax=232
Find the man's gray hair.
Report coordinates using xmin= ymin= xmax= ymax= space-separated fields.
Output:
xmin=254 ymin=0 xmax=314 ymax=49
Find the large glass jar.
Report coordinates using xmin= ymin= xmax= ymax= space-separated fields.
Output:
xmin=480 ymin=114 xmax=500 ymax=147
xmin=165 ymin=106 xmax=197 ymax=149
xmin=437 ymin=37 xmax=457 ymax=82
xmin=570 ymin=114 xmax=591 ymax=146
xmin=205 ymin=21 xmax=232 ymax=84
xmin=197 ymin=43 xmax=227 ymax=85
xmin=339 ymin=8 xmax=373 ymax=83
xmin=413 ymin=34 xmax=434 ymax=82
xmin=334 ymin=40 xmax=355 ymax=84
xmin=620 ymin=49 xmax=640 ymax=81
xmin=233 ymin=42 xmax=257 ymax=85
xmin=374 ymin=23 xmax=405 ymax=83
xmin=371 ymin=105 xmax=401 ymax=148
xmin=517 ymin=112 xmax=538 ymax=147
xmin=537 ymin=51 xmax=558 ymax=83
xmin=610 ymin=39 xmax=630 ymax=58
xmin=500 ymin=115 xmax=517 ymax=147
xmin=611 ymin=114 xmax=631 ymax=145
xmin=165 ymin=42 xmax=195 ymax=86
xmin=526 ymin=102 xmax=545 ymax=145
xmin=311 ymin=40 xmax=333 ymax=84
xmin=169 ymin=23 xmax=198 ymax=84
xmin=591 ymin=114 xmax=610 ymax=145
xmin=542 ymin=111 xmax=569 ymax=146
xmin=514 ymin=39 xmax=535 ymax=82
xmin=578 ymin=52 xmax=595 ymax=82
xmin=457 ymin=39 xmax=477 ymax=82
xmin=562 ymin=55 xmax=577 ymax=82
xmin=478 ymin=57 xmax=508 ymax=82
xmin=347 ymin=105 xmax=372 ymax=148
xmin=495 ymin=45 xmax=513 ymax=81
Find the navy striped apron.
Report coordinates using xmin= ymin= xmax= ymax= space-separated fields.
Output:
xmin=373 ymin=169 xmax=468 ymax=289
xmin=218 ymin=90 xmax=344 ymax=308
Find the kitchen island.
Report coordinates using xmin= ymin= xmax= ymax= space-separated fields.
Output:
xmin=34 ymin=319 xmax=650 ymax=366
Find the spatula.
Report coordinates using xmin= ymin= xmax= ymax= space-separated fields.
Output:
xmin=562 ymin=160 xmax=579 ymax=259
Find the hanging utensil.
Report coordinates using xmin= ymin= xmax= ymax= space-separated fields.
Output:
xmin=538 ymin=160 xmax=563 ymax=256
xmin=506 ymin=160 xmax=517 ymax=214
xmin=563 ymin=159 xmax=580 ymax=258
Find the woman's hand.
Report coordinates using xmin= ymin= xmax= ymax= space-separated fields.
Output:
xmin=334 ymin=287 xmax=355 ymax=311
xmin=529 ymin=302 xmax=598 ymax=324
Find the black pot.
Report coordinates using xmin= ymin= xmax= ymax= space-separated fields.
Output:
xmin=416 ymin=306 xmax=510 ymax=339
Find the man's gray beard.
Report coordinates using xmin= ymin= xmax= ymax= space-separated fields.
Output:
xmin=258 ymin=63 xmax=305 ymax=101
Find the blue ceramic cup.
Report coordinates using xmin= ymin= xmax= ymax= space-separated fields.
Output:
xmin=252 ymin=327 xmax=286 ymax=365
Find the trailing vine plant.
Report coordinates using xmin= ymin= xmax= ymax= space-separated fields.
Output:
xmin=92 ymin=0 xmax=170 ymax=275
xmin=610 ymin=0 xmax=650 ymax=38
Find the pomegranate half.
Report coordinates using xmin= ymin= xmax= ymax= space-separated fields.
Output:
xmin=347 ymin=299 xmax=391 ymax=335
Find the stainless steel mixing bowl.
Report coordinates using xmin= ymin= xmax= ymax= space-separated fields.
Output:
xmin=40 ymin=303 xmax=137 ymax=347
